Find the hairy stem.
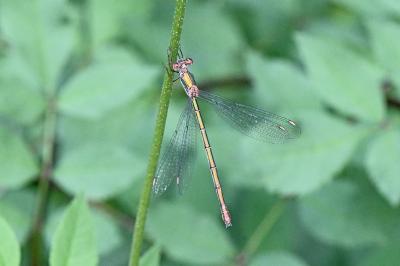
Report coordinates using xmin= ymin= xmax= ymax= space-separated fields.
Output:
xmin=128 ymin=1 xmax=187 ymax=265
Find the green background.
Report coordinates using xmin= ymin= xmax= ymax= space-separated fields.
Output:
xmin=1 ymin=0 xmax=400 ymax=265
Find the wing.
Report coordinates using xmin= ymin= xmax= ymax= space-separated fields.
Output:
xmin=153 ymin=100 xmax=197 ymax=196
xmin=198 ymin=90 xmax=301 ymax=143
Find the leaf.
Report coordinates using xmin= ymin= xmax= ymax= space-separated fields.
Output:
xmin=50 ymin=195 xmax=98 ymax=266
xmin=360 ymin=245 xmax=400 ymax=266
xmin=368 ymin=20 xmax=400 ymax=98
xmin=146 ymin=202 xmax=234 ymax=265
xmin=54 ymin=144 xmax=144 ymax=200
xmin=0 ymin=216 xmax=20 ymax=266
xmin=0 ymin=76 xmax=45 ymax=125
xmin=94 ymin=45 xmax=143 ymax=65
xmin=0 ymin=54 xmax=45 ymax=124
xmin=58 ymin=91 xmax=154 ymax=151
xmin=368 ymin=20 xmax=400 ymax=75
xmin=0 ymin=127 xmax=38 ymax=189
xmin=0 ymin=190 xmax=36 ymax=242
xmin=333 ymin=0 xmax=400 ymax=17
xmin=0 ymin=0 xmax=74 ymax=90
xmin=365 ymin=130 xmax=400 ymax=205
xmin=182 ymin=2 xmax=244 ymax=78
xmin=128 ymin=2 xmax=243 ymax=75
xmin=225 ymin=1 xmax=303 ymax=55
xmin=250 ymin=251 xmax=308 ymax=266
xmin=139 ymin=245 xmax=161 ymax=266
xmin=305 ymin=19 xmax=368 ymax=53
xmin=125 ymin=21 xmax=170 ymax=64
xmin=296 ymin=33 xmax=386 ymax=122
xmin=58 ymin=62 xmax=159 ymax=119
xmin=227 ymin=189 xmax=300 ymax=253
xmin=246 ymin=50 xmax=322 ymax=112
xmin=299 ymin=179 xmax=389 ymax=247
xmin=90 ymin=210 xmax=122 ymax=255
xmin=98 ymin=238 xmax=131 ymax=266
xmin=0 ymin=51 xmax=39 ymax=88
xmin=46 ymin=207 xmax=122 ymax=256
xmin=231 ymin=111 xmax=366 ymax=195
xmin=89 ymin=0 xmax=152 ymax=50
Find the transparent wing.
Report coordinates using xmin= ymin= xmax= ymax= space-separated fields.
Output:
xmin=153 ymin=100 xmax=197 ymax=196
xmin=198 ymin=90 xmax=301 ymax=143
xmin=177 ymin=101 xmax=197 ymax=194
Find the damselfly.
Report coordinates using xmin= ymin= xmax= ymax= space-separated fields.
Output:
xmin=153 ymin=50 xmax=301 ymax=227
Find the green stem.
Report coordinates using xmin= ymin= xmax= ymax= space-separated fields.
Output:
xmin=30 ymin=97 xmax=57 ymax=266
xmin=241 ymin=198 xmax=288 ymax=261
xmin=128 ymin=1 xmax=187 ymax=265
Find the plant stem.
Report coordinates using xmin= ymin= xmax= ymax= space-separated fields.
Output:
xmin=239 ymin=198 xmax=288 ymax=263
xmin=128 ymin=1 xmax=187 ymax=265
xmin=30 ymin=96 xmax=57 ymax=266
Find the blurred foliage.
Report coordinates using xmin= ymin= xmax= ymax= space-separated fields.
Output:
xmin=0 ymin=0 xmax=400 ymax=265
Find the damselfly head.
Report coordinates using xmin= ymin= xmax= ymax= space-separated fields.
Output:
xmin=173 ymin=58 xmax=194 ymax=71
xmin=172 ymin=63 xmax=180 ymax=71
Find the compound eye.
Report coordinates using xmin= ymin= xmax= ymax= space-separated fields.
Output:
xmin=186 ymin=58 xmax=193 ymax=64
xmin=172 ymin=63 xmax=180 ymax=71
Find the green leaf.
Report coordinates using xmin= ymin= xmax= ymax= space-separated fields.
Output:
xmin=46 ymin=207 xmax=122 ymax=256
xmin=250 ymin=251 xmax=308 ymax=266
xmin=182 ymin=2 xmax=243 ymax=78
xmin=333 ymin=0 xmax=400 ymax=17
xmin=231 ymin=111 xmax=366 ymax=195
xmin=368 ymin=20 xmax=400 ymax=98
xmin=91 ymin=209 xmax=122 ymax=255
xmin=58 ymin=92 xmax=154 ymax=152
xmin=54 ymin=144 xmax=144 ymax=200
xmin=147 ymin=202 xmax=234 ymax=265
xmin=225 ymin=1 xmax=302 ymax=55
xmin=0 ymin=54 xmax=45 ymax=124
xmin=365 ymin=130 xmax=400 ymax=205
xmin=246 ymin=51 xmax=322 ymax=111
xmin=50 ymin=195 xmax=98 ymax=266
xmin=368 ymin=20 xmax=400 ymax=75
xmin=89 ymin=0 xmax=152 ymax=50
xmin=0 ymin=216 xmax=20 ymax=266
xmin=0 ymin=51 xmax=38 ymax=88
xmin=93 ymin=45 xmax=143 ymax=65
xmin=99 ymin=241 xmax=131 ymax=266
xmin=0 ymin=190 xmax=36 ymax=242
xmin=0 ymin=0 xmax=74 ymax=90
xmin=296 ymin=33 xmax=385 ymax=122
xmin=58 ymin=62 xmax=159 ymax=119
xmin=360 ymin=245 xmax=400 ymax=266
xmin=232 ymin=190 xmax=300 ymax=251
xmin=125 ymin=20 xmax=170 ymax=64
xmin=139 ymin=245 xmax=161 ymax=266
xmin=0 ymin=127 xmax=38 ymax=189
xmin=305 ymin=19 xmax=368 ymax=54
xmin=299 ymin=179 xmax=389 ymax=247
xmin=128 ymin=2 xmax=243 ymax=75
xmin=0 ymin=77 xmax=45 ymax=125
